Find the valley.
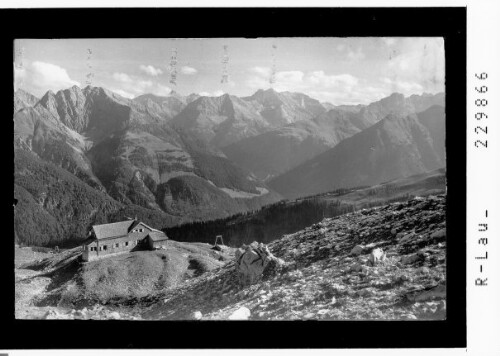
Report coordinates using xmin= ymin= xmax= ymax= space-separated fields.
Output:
xmin=166 ymin=168 xmax=445 ymax=247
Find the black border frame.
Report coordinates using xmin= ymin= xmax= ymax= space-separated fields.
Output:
xmin=2 ymin=7 xmax=466 ymax=349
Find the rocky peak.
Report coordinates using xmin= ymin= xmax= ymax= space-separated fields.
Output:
xmin=186 ymin=93 xmax=201 ymax=104
xmin=248 ymin=88 xmax=282 ymax=107
xmin=56 ymin=85 xmax=86 ymax=106
xmin=14 ymin=89 xmax=39 ymax=112
xmin=377 ymin=92 xmax=406 ymax=108
xmin=219 ymin=93 xmax=236 ymax=117
xmin=38 ymin=90 xmax=59 ymax=118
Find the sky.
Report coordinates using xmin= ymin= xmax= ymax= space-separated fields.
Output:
xmin=14 ymin=37 xmax=444 ymax=105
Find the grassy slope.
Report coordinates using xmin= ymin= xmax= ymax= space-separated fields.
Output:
xmin=17 ymin=241 xmax=234 ymax=309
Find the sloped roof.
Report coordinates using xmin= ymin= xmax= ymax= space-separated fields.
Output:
xmin=92 ymin=220 xmax=136 ymax=240
xmin=148 ymin=231 xmax=168 ymax=242
xmin=140 ymin=222 xmax=162 ymax=232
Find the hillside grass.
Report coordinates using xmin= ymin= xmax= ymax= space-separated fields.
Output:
xmin=22 ymin=241 xmax=235 ymax=307
xmin=79 ymin=251 xmax=188 ymax=303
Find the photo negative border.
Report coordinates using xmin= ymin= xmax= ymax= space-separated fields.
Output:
xmin=1 ymin=7 xmax=466 ymax=349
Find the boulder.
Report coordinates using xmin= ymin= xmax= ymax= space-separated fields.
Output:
xmin=437 ymin=300 xmax=446 ymax=311
xmin=398 ymin=274 xmax=412 ymax=283
xmin=401 ymin=254 xmax=421 ymax=265
xmin=108 ymin=311 xmax=121 ymax=320
xmin=43 ymin=310 xmax=57 ymax=319
xmin=369 ymin=248 xmax=386 ymax=266
xmin=351 ymin=245 xmax=364 ymax=256
xmin=350 ymin=263 xmax=363 ymax=272
xmin=43 ymin=309 xmax=66 ymax=320
xmin=73 ymin=310 xmax=85 ymax=319
xmin=403 ymin=313 xmax=418 ymax=320
xmin=399 ymin=232 xmax=415 ymax=244
xmin=420 ymin=267 xmax=430 ymax=274
xmin=356 ymin=289 xmax=370 ymax=297
xmin=413 ymin=284 xmax=446 ymax=302
xmin=235 ymin=242 xmax=284 ymax=285
xmin=192 ymin=311 xmax=203 ymax=320
xmin=228 ymin=306 xmax=251 ymax=320
xmin=360 ymin=265 xmax=371 ymax=274
xmin=431 ymin=228 xmax=446 ymax=239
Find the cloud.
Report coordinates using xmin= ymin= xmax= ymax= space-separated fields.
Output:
xmin=111 ymin=71 xmax=171 ymax=97
xmin=15 ymin=61 xmax=80 ymax=95
xmin=199 ymin=90 xmax=225 ymax=97
xmin=246 ymin=67 xmax=360 ymax=96
xmin=381 ymin=77 xmax=424 ymax=93
xmin=181 ymin=66 xmax=198 ymax=75
xmin=246 ymin=65 xmax=433 ymax=105
xmin=309 ymin=71 xmax=359 ymax=88
xmin=250 ymin=66 xmax=271 ymax=77
xmin=243 ymin=38 xmax=444 ymax=105
xmin=112 ymin=72 xmax=133 ymax=83
xmin=277 ymin=71 xmax=304 ymax=84
xmin=246 ymin=67 xmax=306 ymax=92
xmin=109 ymin=88 xmax=135 ymax=99
xmin=139 ymin=65 xmax=163 ymax=76
xmin=386 ymin=37 xmax=444 ymax=93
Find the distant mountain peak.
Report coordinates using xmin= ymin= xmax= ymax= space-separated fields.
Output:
xmin=383 ymin=92 xmax=405 ymax=102
xmin=255 ymin=87 xmax=279 ymax=96
xmin=14 ymin=88 xmax=40 ymax=112
xmin=15 ymin=88 xmax=36 ymax=97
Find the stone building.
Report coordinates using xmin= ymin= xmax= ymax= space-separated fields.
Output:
xmin=81 ymin=219 xmax=168 ymax=262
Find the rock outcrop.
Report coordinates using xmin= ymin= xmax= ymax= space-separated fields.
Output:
xmin=228 ymin=306 xmax=251 ymax=320
xmin=235 ymin=242 xmax=285 ymax=285
xmin=369 ymin=248 xmax=386 ymax=266
xmin=191 ymin=311 xmax=203 ymax=320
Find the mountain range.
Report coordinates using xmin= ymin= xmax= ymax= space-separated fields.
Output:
xmin=223 ymin=92 xmax=444 ymax=180
xmin=13 ymin=85 xmax=445 ymax=246
xmin=268 ymin=105 xmax=446 ymax=199
xmin=14 ymin=86 xmax=281 ymax=246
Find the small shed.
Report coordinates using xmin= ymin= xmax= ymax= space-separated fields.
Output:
xmin=146 ymin=231 xmax=169 ymax=250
